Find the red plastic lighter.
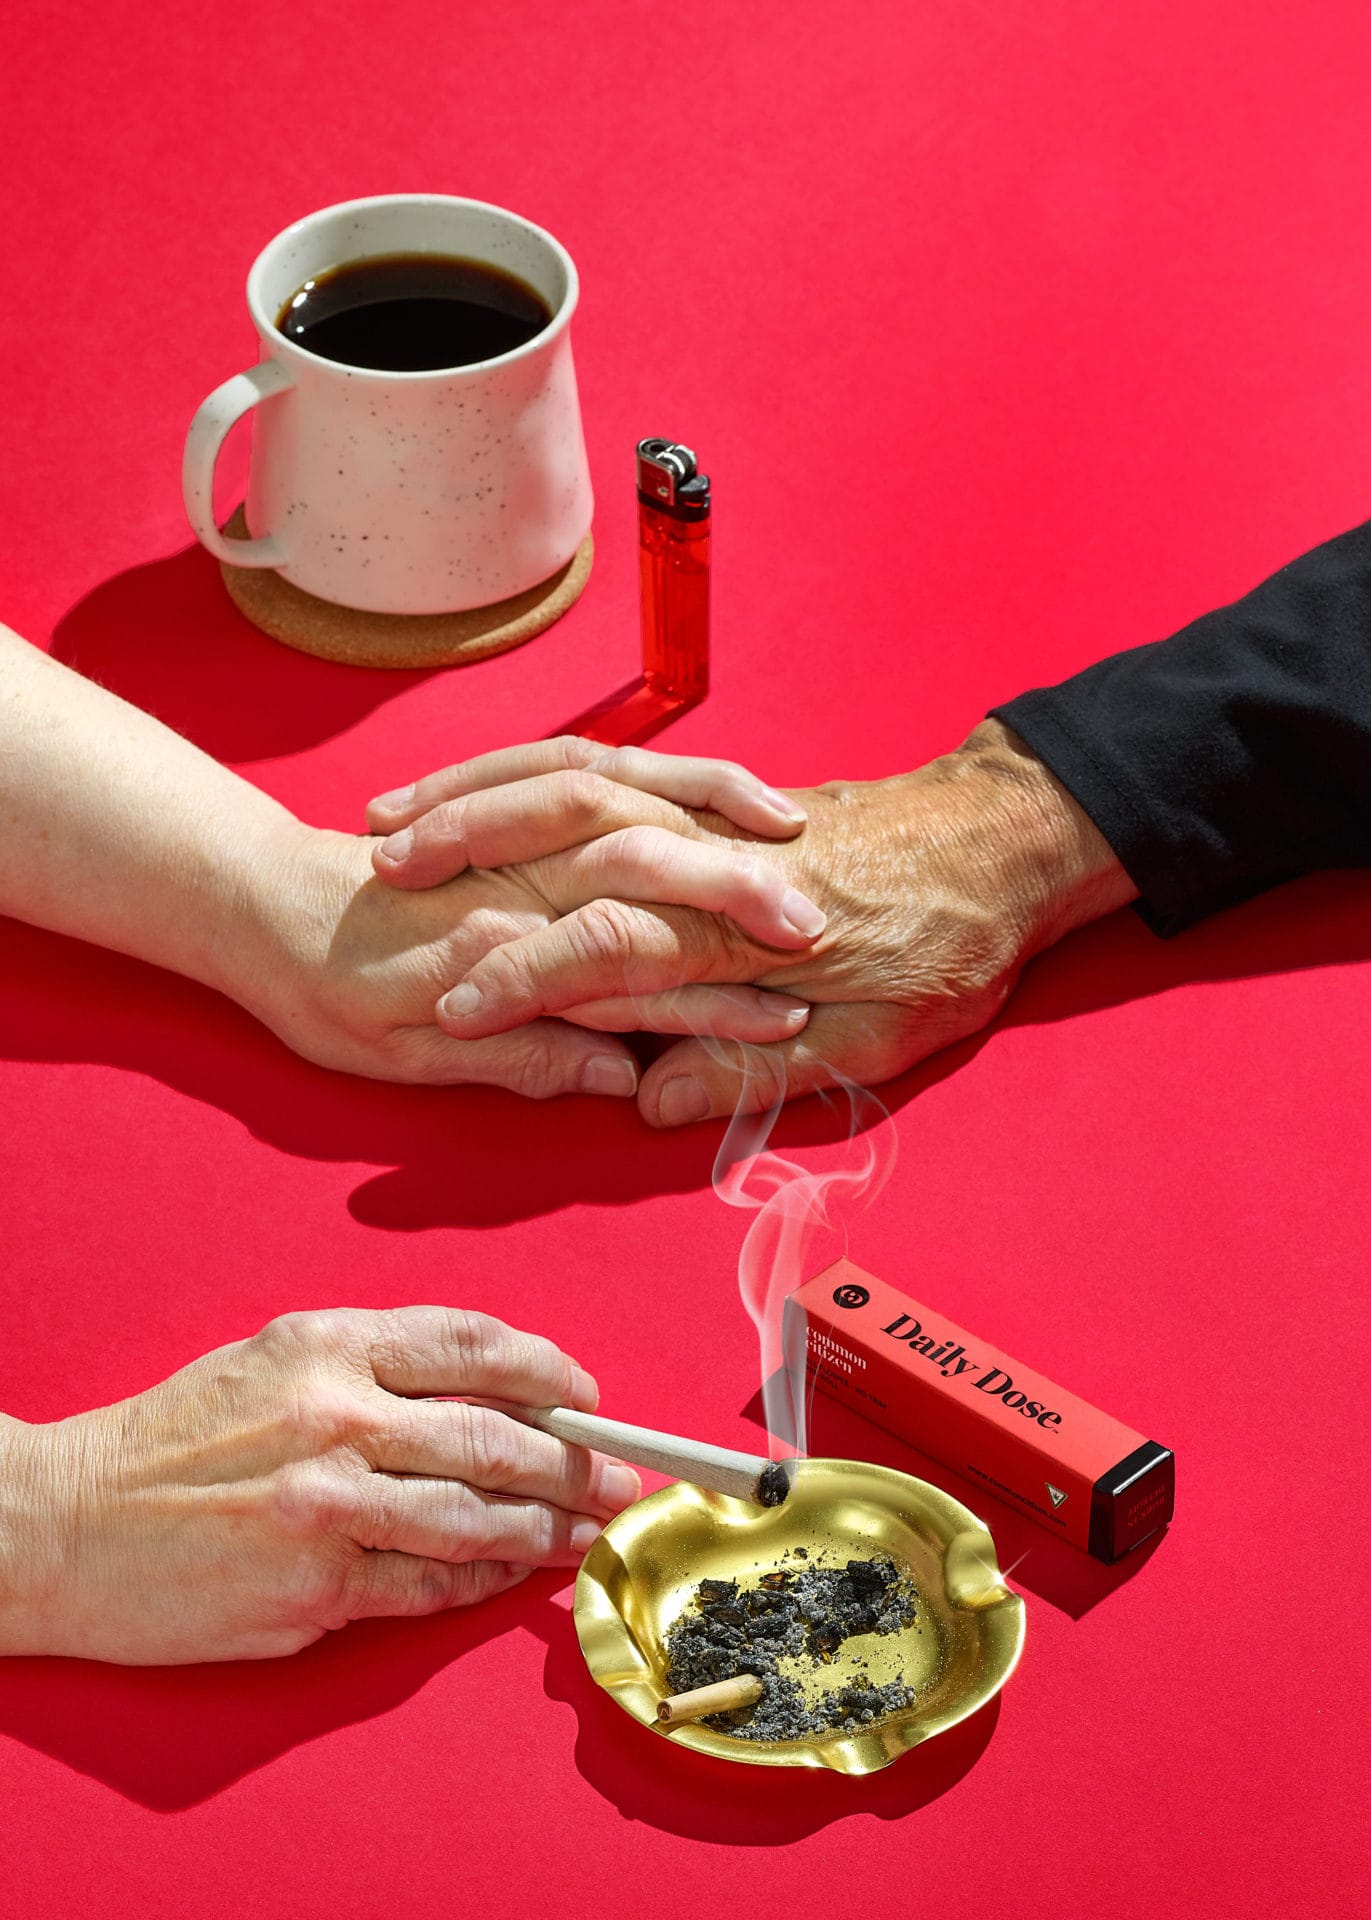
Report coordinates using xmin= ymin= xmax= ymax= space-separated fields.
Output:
xmin=636 ymin=436 xmax=711 ymax=707
xmin=556 ymin=435 xmax=711 ymax=746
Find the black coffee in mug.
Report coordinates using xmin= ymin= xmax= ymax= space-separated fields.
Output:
xmin=276 ymin=252 xmax=553 ymax=372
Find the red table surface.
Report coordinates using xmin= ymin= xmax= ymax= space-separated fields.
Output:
xmin=1 ymin=3 xmax=1368 ymax=1914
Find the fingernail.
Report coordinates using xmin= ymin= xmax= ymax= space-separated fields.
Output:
xmin=571 ymin=1518 xmax=604 ymax=1555
xmin=780 ymin=888 xmax=827 ymax=938
xmin=570 ymin=1364 xmax=599 ymax=1409
xmin=440 ymin=983 xmax=483 ymax=1019
xmin=370 ymin=783 xmax=415 ymax=814
xmin=658 ymin=1076 xmax=711 ymax=1126
xmin=579 ymin=1056 xmax=638 ymax=1098
xmin=761 ymin=785 xmax=807 ymax=822
xmin=599 ymin=1463 xmax=642 ymax=1508
xmin=376 ymin=826 xmax=415 ymax=863
xmin=758 ymin=992 xmax=810 ymax=1025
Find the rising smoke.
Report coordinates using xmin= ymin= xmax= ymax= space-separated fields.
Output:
xmin=707 ymin=1043 xmax=898 ymax=1461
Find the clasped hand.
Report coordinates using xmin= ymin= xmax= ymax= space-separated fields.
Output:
xmin=247 ymin=736 xmax=826 ymax=1096
xmin=357 ymin=723 xmax=1135 ymax=1124
xmin=0 ymin=626 xmax=1132 ymax=1126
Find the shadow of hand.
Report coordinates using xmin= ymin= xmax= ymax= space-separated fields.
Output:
xmin=0 ymin=1593 xmax=523 ymax=1811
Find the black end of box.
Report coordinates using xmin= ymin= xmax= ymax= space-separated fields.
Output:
xmin=1088 ymin=1441 xmax=1174 ymax=1563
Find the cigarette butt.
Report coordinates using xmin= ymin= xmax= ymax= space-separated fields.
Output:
xmin=656 ymin=1674 xmax=764 ymax=1725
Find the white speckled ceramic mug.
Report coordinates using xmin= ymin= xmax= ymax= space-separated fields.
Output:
xmin=183 ymin=194 xmax=593 ymax=615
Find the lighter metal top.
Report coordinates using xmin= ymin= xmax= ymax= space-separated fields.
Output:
xmin=637 ymin=436 xmax=698 ymax=505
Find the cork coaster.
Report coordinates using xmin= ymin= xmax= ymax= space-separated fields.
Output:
xmin=217 ymin=505 xmax=593 ymax=669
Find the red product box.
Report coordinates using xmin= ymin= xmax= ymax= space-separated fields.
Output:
xmin=783 ymin=1258 xmax=1174 ymax=1562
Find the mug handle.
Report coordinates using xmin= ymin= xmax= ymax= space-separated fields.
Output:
xmin=182 ymin=358 xmax=294 ymax=567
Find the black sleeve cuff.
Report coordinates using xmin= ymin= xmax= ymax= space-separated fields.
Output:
xmin=990 ymin=517 xmax=1371 ymax=937
xmin=990 ymin=690 xmax=1279 ymax=937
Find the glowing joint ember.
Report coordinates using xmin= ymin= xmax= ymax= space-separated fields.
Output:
xmin=756 ymin=1458 xmax=794 ymax=1507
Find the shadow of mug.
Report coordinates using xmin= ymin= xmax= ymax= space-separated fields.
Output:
xmin=50 ymin=543 xmax=439 ymax=765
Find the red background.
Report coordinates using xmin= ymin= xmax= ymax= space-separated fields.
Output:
xmin=1 ymin=3 xmax=1367 ymax=1913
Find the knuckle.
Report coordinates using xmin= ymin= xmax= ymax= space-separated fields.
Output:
xmin=504 ymin=1029 xmax=575 ymax=1101
xmin=466 ymin=1417 xmax=530 ymax=1493
xmin=368 ymin=1305 xmax=425 ymax=1383
xmin=549 ymin=734 xmax=600 ymax=771
xmin=664 ymin=901 xmax=747 ymax=975
xmin=441 ymin=1400 xmax=498 ymax=1476
xmin=474 ymin=1497 xmax=553 ymax=1559
xmin=297 ymin=1386 xmax=376 ymax=1456
xmin=434 ymin=1481 xmax=495 ymax=1552
xmin=447 ymin=1563 xmax=505 ymax=1609
xmin=254 ymin=1308 xmax=316 ymax=1354
xmin=385 ymin=1024 xmax=480 ymax=1087
xmin=727 ymin=851 xmax=766 ymax=897
xmin=752 ymin=1052 xmax=783 ymax=1113
xmin=613 ymin=822 xmax=659 ymax=861
xmin=337 ymin=1544 xmax=395 ymax=1620
xmin=357 ymin=1486 xmax=407 ymax=1554
xmin=413 ymin=762 xmax=468 ymax=805
xmin=470 ymin=937 xmax=536 ymax=1006
xmin=554 ymin=766 xmax=613 ymax=826
xmin=310 ymin=1544 xmax=364 ymax=1630
xmin=255 ymin=1307 xmax=352 ymax=1364
xmin=273 ymin=1460 xmax=361 ymax=1538
xmin=436 ymin=1306 xmax=512 ymax=1381
xmin=713 ymin=775 xmax=754 ymax=817
xmin=426 ymin=796 xmax=470 ymax=844
xmin=451 ymin=1313 xmax=555 ymax=1401
xmin=586 ymin=745 xmax=646 ymax=785
xmin=571 ymin=897 xmax=643 ymax=968
xmin=529 ymin=1504 xmax=561 ymax=1557
xmin=613 ymin=823 xmax=674 ymax=880
xmin=407 ymin=1560 xmax=463 ymax=1613
xmin=441 ymin=1397 xmax=483 ymax=1467
xmin=740 ymin=1045 xmax=790 ymax=1113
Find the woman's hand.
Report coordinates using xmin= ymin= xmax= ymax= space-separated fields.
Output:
xmin=0 ymin=1307 xmax=638 ymax=1664
xmin=0 ymin=627 xmax=822 ymax=1097
xmin=364 ymin=737 xmax=809 ymax=886
xmin=234 ymin=735 xmax=823 ymax=1093
xmin=232 ymin=817 xmax=819 ymax=1096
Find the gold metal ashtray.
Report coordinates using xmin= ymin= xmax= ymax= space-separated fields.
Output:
xmin=573 ymin=1458 xmax=1026 ymax=1774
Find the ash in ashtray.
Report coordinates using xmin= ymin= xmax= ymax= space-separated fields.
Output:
xmin=664 ymin=1558 xmax=920 ymax=1741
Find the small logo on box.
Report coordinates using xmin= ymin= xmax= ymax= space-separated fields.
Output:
xmin=832 ymin=1284 xmax=870 ymax=1310
xmin=1046 ymin=1483 xmax=1068 ymax=1508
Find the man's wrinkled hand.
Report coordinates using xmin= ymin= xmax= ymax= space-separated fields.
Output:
xmin=0 ymin=1307 xmax=639 ymax=1664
